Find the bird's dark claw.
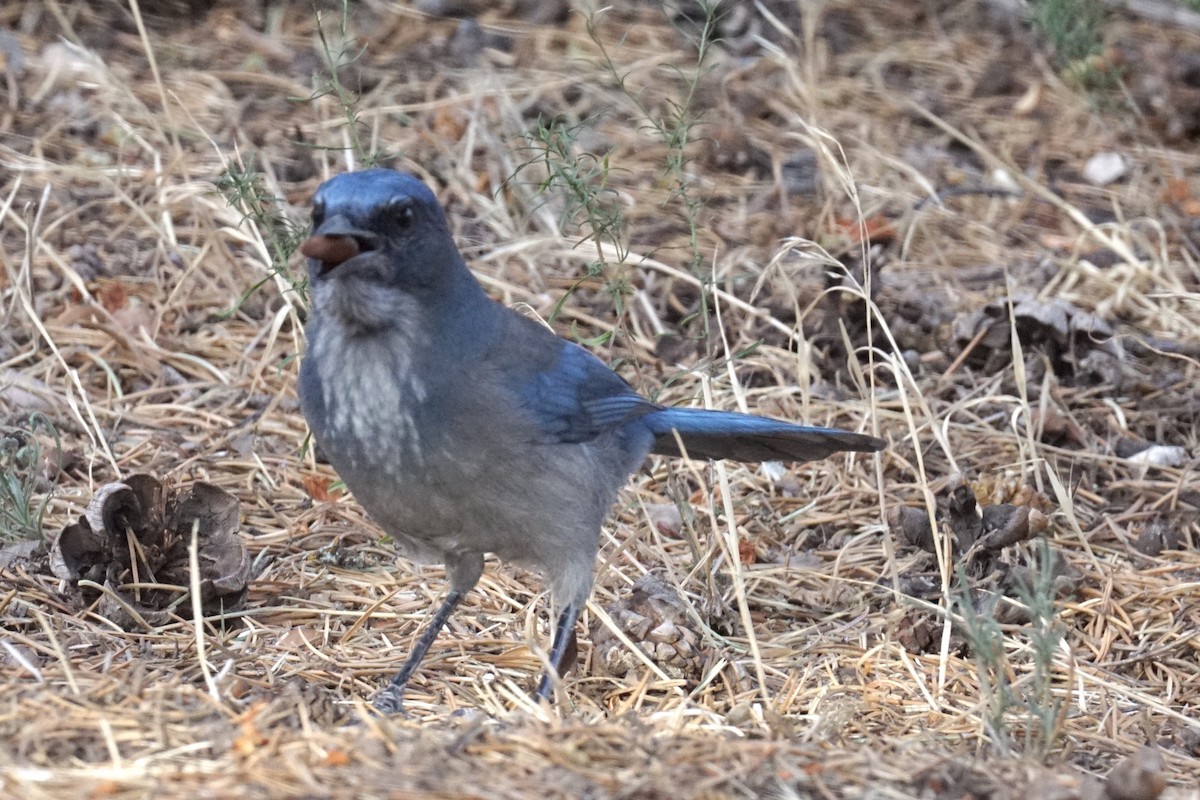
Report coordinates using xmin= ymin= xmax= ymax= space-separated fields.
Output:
xmin=371 ymin=683 xmax=408 ymax=716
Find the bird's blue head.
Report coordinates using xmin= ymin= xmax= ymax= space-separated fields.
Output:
xmin=301 ymin=169 xmax=478 ymax=333
xmin=308 ymin=170 xmax=440 ymax=236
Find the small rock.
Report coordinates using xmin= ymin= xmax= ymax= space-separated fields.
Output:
xmin=1083 ymin=152 xmax=1128 ymax=186
xmin=1125 ymin=445 xmax=1187 ymax=469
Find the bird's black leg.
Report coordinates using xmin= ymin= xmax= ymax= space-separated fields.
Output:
xmin=534 ymin=602 xmax=581 ymax=702
xmin=372 ymin=588 xmax=465 ymax=714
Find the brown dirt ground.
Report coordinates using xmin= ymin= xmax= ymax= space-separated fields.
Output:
xmin=2 ymin=1 xmax=1199 ymax=798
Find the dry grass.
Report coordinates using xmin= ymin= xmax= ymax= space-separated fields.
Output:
xmin=2 ymin=1 xmax=1199 ymax=797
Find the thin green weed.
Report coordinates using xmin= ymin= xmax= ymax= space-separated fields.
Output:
xmin=216 ymin=0 xmax=385 ymax=315
xmin=512 ymin=1 xmax=723 ymax=351
xmin=308 ymin=0 xmax=388 ymax=168
xmin=952 ymin=539 xmax=1068 ymax=759
xmin=0 ymin=413 xmax=60 ymax=543
xmin=1030 ymin=0 xmax=1121 ymax=99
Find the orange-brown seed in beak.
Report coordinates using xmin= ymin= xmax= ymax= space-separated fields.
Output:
xmin=300 ymin=235 xmax=360 ymax=269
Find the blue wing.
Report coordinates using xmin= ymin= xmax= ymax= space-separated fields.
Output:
xmin=516 ymin=339 xmax=659 ymax=444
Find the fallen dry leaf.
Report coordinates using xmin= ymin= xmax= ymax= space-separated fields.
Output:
xmin=301 ymin=472 xmax=345 ymax=502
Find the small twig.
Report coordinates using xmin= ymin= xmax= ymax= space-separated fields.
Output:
xmin=914 ymin=186 xmax=1023 ymax=211
xmin=189 ymin=523 xmax=221 ymax=703
xmin=1101 ymin=0 xmax=1200 ymax=32
xmin=77 ymin=580 xmax=155 ymax=632
xmin=32 ymin=608 xmax=78 ymax=697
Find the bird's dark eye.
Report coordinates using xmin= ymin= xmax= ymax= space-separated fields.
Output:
xmin=311 ymin=199 xmax=325 ymax=229
xmin=388 ymin=198 xmax=415 ymax=230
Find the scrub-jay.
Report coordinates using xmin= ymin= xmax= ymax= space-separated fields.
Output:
xmin=297 ymin=169 xmax=883 ymax=712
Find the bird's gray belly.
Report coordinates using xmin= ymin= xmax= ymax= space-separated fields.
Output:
xmin=315 ymin=405 xmax=479 ymax=563
xmin=302 ymin=330 xmax=637 ymax=570
xmin=328 ymin=416 xmax=627 ymax=571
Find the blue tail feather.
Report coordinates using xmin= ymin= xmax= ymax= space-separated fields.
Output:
xmin=643 ymin=408 xmax=883 ymax=463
